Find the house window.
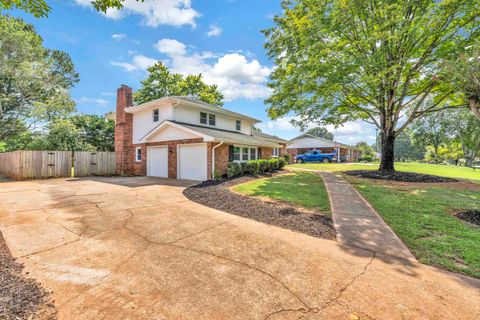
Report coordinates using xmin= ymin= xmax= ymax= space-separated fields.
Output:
xmin=200 ymin=112 xmax=207 ymax=124
xmin=233 ymin=146 xmax=241 ymax=161
xmin=153 ymin=109 xmax=159 ymax=122
xmin=272 ymin=148 xmax=280 ymax=157
xmin=242 ymin=147 xmax=249 ymax=161
xmin=236 ymin=120 xmax=241 ymax=131
xmin=250 ymin=148 xmax=257 ymax=160
xmin=135 ymin=147 xmax=142 ymax=162
xmin=208 ymin=114 xmax=216 ymax=126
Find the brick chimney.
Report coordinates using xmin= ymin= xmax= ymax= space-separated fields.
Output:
xmin=115 ymin=85 xmax=134 ymax=175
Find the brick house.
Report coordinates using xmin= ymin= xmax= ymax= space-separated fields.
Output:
xmin=287 ymin=134 xmax=362 ymax=163
xmin=114 ymin=85 xmax=287 ymax=180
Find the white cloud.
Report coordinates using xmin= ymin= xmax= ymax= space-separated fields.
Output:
xmin=76 ymin=97 xmax=109 ymax=106
xmin=110 ymin=55 xmax=157 ymax=72
xmin=112 ymin=38 xmax=272 ymax=101
xmin=155 ymin=38 xmax=187 ymax=56
xmin=112 ymin=33 xmax=127 ymax=41
xmin=74 ymin=0 xmax=200 ymax=27
xmin=206 ymin=24 xmax=222 ymax=37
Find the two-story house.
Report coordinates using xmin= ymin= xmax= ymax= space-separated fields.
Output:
xmin=115 ymin=85 xmax=287 ymax=180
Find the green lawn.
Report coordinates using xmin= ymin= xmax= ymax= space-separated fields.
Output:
xmin=288 ymin=162 xmax=480 ymax=181
xmin=232 ymin=172 xmax=330 ymax=215
xmin=345 ymin=175 xmax=480 ymax=278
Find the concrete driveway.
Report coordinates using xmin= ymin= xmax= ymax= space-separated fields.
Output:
xmin=0 ymin=177 xmax=479 ymax=319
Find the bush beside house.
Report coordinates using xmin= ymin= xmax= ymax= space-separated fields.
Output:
xmin=227 ymin=158 xmax=286 ymax=178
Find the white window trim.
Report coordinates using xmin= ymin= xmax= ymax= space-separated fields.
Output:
xmin=200 ymin=112 xmax=216 ymax=127
xmin=272 ymin=147 xmax=280 ymax=158
xmin=135 ymin=147 xmax=142 ymax=162
xmin=233 ymin=145 xmax=258 ymax=162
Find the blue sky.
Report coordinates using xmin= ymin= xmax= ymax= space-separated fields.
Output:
xmin=8 ymin=0 xmax=376 ymax=144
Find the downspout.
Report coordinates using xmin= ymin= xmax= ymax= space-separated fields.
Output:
xmin=211 ymin=140 xmax=224 ymax=179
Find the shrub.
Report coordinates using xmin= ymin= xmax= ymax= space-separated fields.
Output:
xmin=257 ymin=159 xmax=269 ymax=174
xmin=283 ymin=153 xmax=291 ymax=164
xmin=268 ymin=158 xmax=278 ymax=172
xmin=227 ymin=162 xmax=242 ymax=178
xmin=247 ymin=160 xmax=260 ymax=175
xmin=213 ymin=168 xmax=223 ymax=181
xmin=277 ymin=158 xmax=286 ymax=169
xmin=240 ymin=161 xmax=249 ymax=175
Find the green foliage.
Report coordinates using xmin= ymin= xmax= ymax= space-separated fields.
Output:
xmin=267 ymin=158 xmax=279 ymax=172
xmin=213 ymin=168 xmax=223 ymax=181
xmin=0 ymin=0 xmax=145 ymax=18
xmin=411 ymin=108 xmax=450 ymax=162
xmin=394 ymin=130 xmax=425 ymax=161
xmin=247 ymin=160 xmax=260 ymax=175
xmin=227 ymin=162 xmax=242 ymax=178
xmin=283 ymin=153 xmax=291 ymax=164
xmin=354 ymin=142 xmax=375 ymax=158
xmin=257 ymin=159 xmax=269 ymax=174
xmin=357 ymin=155 xmax=373 ymax=163
xmin=0 ymin=15 xmax=78 ymax=142
xmin=69 ymin=114 xmax=115 ymax=151
xmin=264 ymin=0 xmax=480 ymax=171
xmin=446 ymin=110 xmax=480 ymax=166
xmin=134 ymin=62 xmax=224 ymax=106
xmin=277 ymin=158 xmax=286 ymax=169
xmin=305 ymin=127 xmax=334 ymax=140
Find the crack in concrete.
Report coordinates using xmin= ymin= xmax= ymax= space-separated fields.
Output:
xmin=263 ymin=252 xmax=376 ymax=320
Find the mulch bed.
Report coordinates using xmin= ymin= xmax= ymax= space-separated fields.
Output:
xmin=344 ymin=170 xmax=457 ymax=183
xmin=0 ymin=231 xmax=56 ymax=320
xmin=455 ymin=210 xmax=480 ymax=226
xmin=183 ymin=174 xmax=336 ymax=240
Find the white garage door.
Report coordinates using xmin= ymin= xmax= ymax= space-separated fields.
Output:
xmin=147 ymin=146 xmax=168 ymax=177
xmin=178 ymin=143 xmax=207 ymax=181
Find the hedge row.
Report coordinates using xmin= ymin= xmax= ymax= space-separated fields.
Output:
xmin=227 ymin=158 xmax=286 ymax=178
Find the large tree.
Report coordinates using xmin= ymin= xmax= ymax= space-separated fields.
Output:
xmin=0 ymin=15 xmax=78 ymax=141
xmin=134 ymin=62 xmax=223 ymax=106
xmin=447 ymin=110 xmax=480 ymax=167
xmin=264 ymin=0 xmax=479 ymax=173
xmin=304 ymin=127 xmax=334 ymax=140
xmin=0 ymin=0 xmax=146 ymax=17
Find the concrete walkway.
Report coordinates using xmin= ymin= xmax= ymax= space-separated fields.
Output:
xmin=320 ymin=171 xmax=417 ymax=261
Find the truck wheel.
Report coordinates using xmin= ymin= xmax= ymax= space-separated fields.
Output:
xmin=322 ymin=158 xmax=330 ymax=163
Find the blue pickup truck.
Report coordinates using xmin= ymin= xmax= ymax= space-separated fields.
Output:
xmin=295 ymin=149 xmax=338 ymax=163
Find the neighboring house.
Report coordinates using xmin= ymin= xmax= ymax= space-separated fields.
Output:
xmin=115 ymin=85 xmax=287 ymax=180
xmin=287 ymin=134 xmax=361 ymax=162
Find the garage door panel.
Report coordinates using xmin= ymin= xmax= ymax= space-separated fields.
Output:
xmin=178 ymin=144 xmax=207 ymax=181
xmin=147 ymin=147 xmax=168 ymax=177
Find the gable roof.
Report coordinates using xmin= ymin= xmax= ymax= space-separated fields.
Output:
xmin=288 ymin=133 xmax=358 ymax=149
xmin=140 ymin=121 xmax=282 ymax=148
xmin=125 ymin=96 xmax=261 ymax=123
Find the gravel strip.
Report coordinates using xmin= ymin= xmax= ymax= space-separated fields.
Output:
xmin=183 ymin=174 xmax=336 ymax=240
xmin=0 ymin=230 xmax=56 ymax=320
xmin=456 ymin=210 xmax=480 ymax=226
xmin=344 ymin=170 xmax=457 ymax=183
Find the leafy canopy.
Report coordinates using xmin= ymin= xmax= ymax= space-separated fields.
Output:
xmin=264 ymin=0 xmax=479 ymax=134
xmin=134 ymin=62 xmax=224 ymax=106
xmin=0 ymin=15 xmax=79 ymax=141
xmin=0 ymin=0 xmax=145 ymax=17
xmin=304 ymin=127 xmax=334 ymax=140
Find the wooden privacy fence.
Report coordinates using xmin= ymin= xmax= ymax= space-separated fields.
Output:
xmin=0 ymin=151 xmax=116 ymax=180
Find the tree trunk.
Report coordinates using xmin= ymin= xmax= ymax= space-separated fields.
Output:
xmin=470 ymin=96 xmax=480 ymax=120
xmin=379 ymin=133 xmax=395 ymax=173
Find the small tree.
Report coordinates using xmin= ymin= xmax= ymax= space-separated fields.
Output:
xmin=70 ymin=114 xmax=115 ymax=151
xmin=305 ymin=127 xmax=334 ymax=140
xmin=0 ymin=0 xmax=147 ymax=18
xmin=447 ymin=110 xmax=480 ymax=167
xmin=134 ymin=62 xmax=223 ymax=106
xmin=264 ymin=0 xmax=479 ymax=173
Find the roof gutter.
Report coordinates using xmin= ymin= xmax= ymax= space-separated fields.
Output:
xmin=211 ymin=140 xmax=224 ymax=179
